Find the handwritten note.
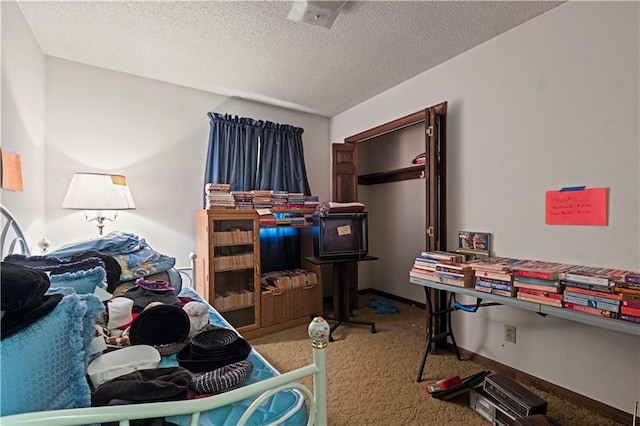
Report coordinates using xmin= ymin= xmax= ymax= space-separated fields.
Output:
xmin=1 ymin=147 xmax=23 ymax=192
xmin=545 ymin=187 xmax=608 ymax=226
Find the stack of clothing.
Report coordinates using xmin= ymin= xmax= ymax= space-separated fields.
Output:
xmin=316 ymin=201 xmax=366 ymax=216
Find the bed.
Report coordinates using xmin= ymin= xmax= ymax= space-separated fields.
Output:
xmin=0 ymin=205 xmax=328 ymax=426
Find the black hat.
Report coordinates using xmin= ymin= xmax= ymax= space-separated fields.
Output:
xmin=1 ymin=262 xmax=63 ymax=340
xmin=190 ymin=360 xmax=253 ymax=394
xmin=121 ymin=287 xmax=179 ymax=311
xmin=177 ymin=328 xmax=252 ymax=373
xmin=128 ymin=304 xmax=190 ymax=356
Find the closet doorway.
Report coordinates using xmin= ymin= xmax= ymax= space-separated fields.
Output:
xmin=332 ymin=102 xmax=447 ymax=309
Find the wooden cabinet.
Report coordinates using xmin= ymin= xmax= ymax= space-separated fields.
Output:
xmin=195 ymin=209 xmax=324 ymax=338
xmin=195 ymin=210 xmax=261 ymax=334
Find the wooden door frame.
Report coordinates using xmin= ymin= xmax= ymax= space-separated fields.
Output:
xmin=331 ymin=102 xmax=447 ymax=323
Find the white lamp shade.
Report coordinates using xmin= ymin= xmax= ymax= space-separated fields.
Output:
xmin=62 ymin=173 xmax=136 ymax=210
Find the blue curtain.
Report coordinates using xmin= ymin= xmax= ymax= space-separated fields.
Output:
xmin=204 ymin=113 xmax=312 ymax=274
xmin=204 ymin=113 xmax=311 ymax=196
xmin=204 ymin=113 xmax=260 ymax=195
xmin=256 ymin=121 xmax=311 ymax=195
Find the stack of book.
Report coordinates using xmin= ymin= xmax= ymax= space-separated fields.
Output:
xmin=287 ymin=192 xmax=306 ymax=209
xmin=466 ymin=257 xmax=524 ymax=297
xmin=205 ymin=183 xmax=236 ymax=209
xmin=231 ymin=191 xmax=254 ymax=209
xmin=304 ymin=195 xmax=320 ymax=210
xmin=435 ymin=262 xmax=474 ymax=287
xmin=560 ymin=266 xmax=627 ymax=318
xmin=614 ymin=273 xmax=640 ymax=323
xmin=510 ymin=260 xmax=572 ymax=305
xmin=251 ymin=190 xmax=272 ymax=209
xmin=258 ymin=212 xmax=276 ymax=227
xmin=410 ymin=251 xmax=465 ymax=283
xmin=270 ymin=191 xmax=289 ymax=210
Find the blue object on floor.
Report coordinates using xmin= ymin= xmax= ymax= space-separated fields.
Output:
xmin=368 ymin=297 xmax=399 ymax=314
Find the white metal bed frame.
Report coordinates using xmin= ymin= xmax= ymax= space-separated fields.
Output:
xmin=0 ymin=205 xmax=329 ymax=426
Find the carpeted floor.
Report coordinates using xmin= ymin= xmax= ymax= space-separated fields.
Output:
xmin=249 ymin=295 xmax=623 ymax=426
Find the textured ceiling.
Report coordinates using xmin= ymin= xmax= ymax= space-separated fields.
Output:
xmin=18 ymin=1 xmax=562 ymax=117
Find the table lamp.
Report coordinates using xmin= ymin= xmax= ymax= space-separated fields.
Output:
xmin=62 ymin=172 xmax=136 ymax=235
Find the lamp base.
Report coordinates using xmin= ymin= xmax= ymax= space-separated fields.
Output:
xmin=84 ymin=210 xmax=118 ymax=235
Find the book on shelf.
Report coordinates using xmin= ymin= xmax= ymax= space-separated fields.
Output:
xmin=491 ymin=288 xmax=515 ymax=297
xmin=261 ymin=269 xmax=318 ymax=290
xmin=624 ymin=273 xmax=640 ymax=285
xmin=518 ymin=287 xmax=563 ymax=300
xmin=563 ymin=287 xmax=622 ymax=301
xmin=621 ymin=299 xmax=640 ymax=309
xmin=620 ymin=305 xmax=640 ymax=318
xmin=562 ymin=302 xmax=618 ymax=319
xmin=562 ymin=266 xmax=629 ymax=287
xmin=465 ymin=256 xmax=525 ymax=272
xmin=434 ymin=275 xmax=473 ymax=288
xmin=420 ymin=251 xmax=466 ymax=263
xmin=412 ymin=263 xmax=436 ymax=274
xmin=615 ymin=280 xmax=640 ymax=291
xmin=513 ymin=282 xmax=564 ymax=294
xmin=563 ymin=273 xmax=616 ymax=288
xmin=474 ymin=285 xmax=492 ymax=294
xmin=473 ymin=269 xmax=512 ymax=283
xmin=475 ymin=278 xmax=513 ymax=292
xmin=511 ymin=260 xmax=573 ymax=280
xmin=435 ymin=262 xmax=474 ymax=276
xmin=513 ymin=276 xmax=561 ymax=287
xmin=436 ymin=271 xmax=471 ymax=281
xmin=562 ymin=293 xmax=620 ymax=313
xmin=620 ymin=291 xmax=640 ymax=301
xmin=513 ymin=278 xmax=561 ymax=290
xmin=517 ymin=294 xmax=562 ymax=308
xmin=410 ymin=268 xmax=437 ymax=281
xmin=619 ymin=314 xmax=640 ymax=324
xmin=615 ymin=286 xmax=640 ymax=296
xmin=564 ymin=280 xmax=616 ymax=294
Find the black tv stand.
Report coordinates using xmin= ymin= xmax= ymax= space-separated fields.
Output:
xmin=305 ymin=255 xmax=378 ymax=341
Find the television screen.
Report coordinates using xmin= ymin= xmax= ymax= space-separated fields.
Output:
xmin=313 ymin=213 xmax=368 ymax=260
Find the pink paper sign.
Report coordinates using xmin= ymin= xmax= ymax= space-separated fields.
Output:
xmin=545 ymin=187 xmax=608 ymax=226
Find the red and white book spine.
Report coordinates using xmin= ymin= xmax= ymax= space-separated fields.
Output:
xmin=563 ymin=302 xmax=617 ymax=318
xmin=514 ymin=282 xmax=563 ymax=293
xmin=517 ymin=294 xmax=562 ymax=307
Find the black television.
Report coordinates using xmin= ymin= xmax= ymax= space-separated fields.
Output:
xmin=313 ymin=212 xmax=368 ymax=260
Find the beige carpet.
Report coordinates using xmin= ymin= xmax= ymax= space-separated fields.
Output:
xmin=249 ymin=295 xmax=623 ymax=426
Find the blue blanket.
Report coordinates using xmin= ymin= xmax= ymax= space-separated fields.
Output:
xmin=48 ymin=232 xmax=175 ymax=281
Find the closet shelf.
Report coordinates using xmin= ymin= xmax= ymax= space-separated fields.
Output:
xmin=358 ymin=165 xmax=425 ymax=185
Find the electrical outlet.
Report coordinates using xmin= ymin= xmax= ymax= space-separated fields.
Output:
xmin=504 ymin=324 xmax=517 ymax=344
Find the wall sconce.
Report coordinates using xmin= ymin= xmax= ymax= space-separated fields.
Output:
xmin=62 ymin=173 xmax=136 ymax=235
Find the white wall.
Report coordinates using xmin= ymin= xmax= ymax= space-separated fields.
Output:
xmin=42 ymin=58 xmax=329 ymax=268
xmin=0 ymin=1 xmax=46 ymax=244
xmin=331 ymin=1 xmax=639 ymax=414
